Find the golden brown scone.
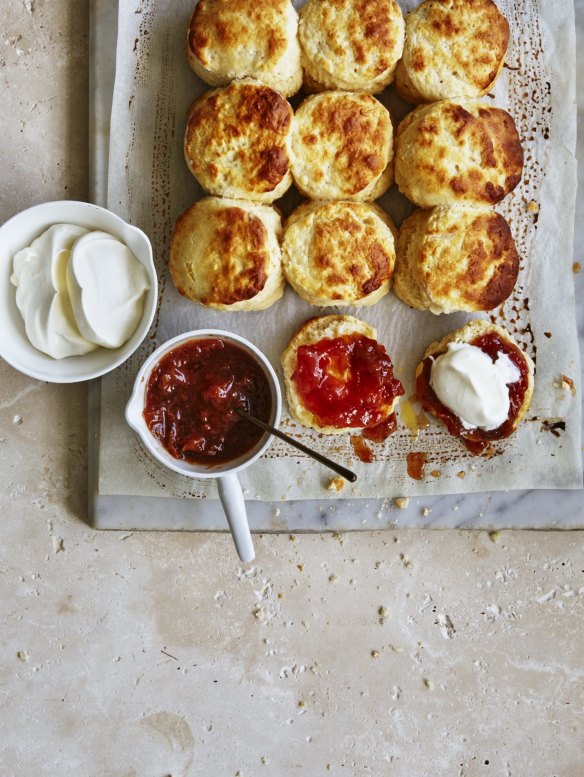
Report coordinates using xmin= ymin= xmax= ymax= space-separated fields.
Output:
xmin=394 ymin=206 xmax=520 ymax=314
xmin=184 ymin=79 xmax=294 ymax=203
xmin=282 ymin=201 xmax=397 ymax=307
xmin=298 ymin=0 xmax=405 ymax=94
xmin=394 ymin=100 xmax=523 ymax=208
xmin=290 ymin=92 xmax=394 ymax=201
xmin=395 ymin=0 xmax=509 ymax=104
xmin=281 ymin=314 xmax=404 ymax=434
xmin=415 ymin=319 xmax=534 ymax=453
xmin=187 ymin=0 xmax=302 ymax=97
xmin=170 ymin=197 xmax=284 ymax=311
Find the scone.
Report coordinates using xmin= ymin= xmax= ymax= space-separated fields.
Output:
xmin=395 ymin=0 xmax=510 ymax=104
xmin=290 ymin=92 xmax=394 ymax=201
xmin=394 ymin=206 xmax=520 ymax=314
xmin=415 ymin=319 xmax=534 ymax=454
xmin=281 ymin=315 xmax=404 ymax=435
xmin=184 ymin=79 xmax=294 ymax=203
xmin=170 ymin=197 xmax=284 ymax=311
xmin=282 ymin=201 xmax=397 ymax=307
xmin=187 ymin=0 xmax=302 ymax=97
xmin=298 ymin=0 xmax=405 ymax=94
xmin=394 ymin=101 xmax=523 ymax=208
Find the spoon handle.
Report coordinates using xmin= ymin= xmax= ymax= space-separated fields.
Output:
xmin=236 ymin=408 xmax=357 ymax=483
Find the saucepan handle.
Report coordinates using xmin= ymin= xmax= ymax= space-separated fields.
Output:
xmin=217 ymin=473 xmax=255 ymax=563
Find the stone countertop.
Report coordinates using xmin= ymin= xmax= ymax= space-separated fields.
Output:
xmin=0 ymin=2 xmax=583 ymax=776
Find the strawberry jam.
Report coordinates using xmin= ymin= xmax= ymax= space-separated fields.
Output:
xmin=416 ymin=332 xmax=530 ymax=454
xmin=292 ymin=334 xmax=404 ymax=430
xmin=143 ymin=338 xmax=271 ymax=465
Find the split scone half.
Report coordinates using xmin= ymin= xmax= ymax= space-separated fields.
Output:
xmin=282 ymin=201 xmax=397 ymax=307
xmin=290 ymin=92 xmax=394 ymax=201
xmin=281 ymin=314 xmax=404 ymax=435
xmin=395 ymin=0 xmax=509 ymax=104
xmin=187 ymin=0 xmax=302 ymax=97
xmin=394 ymin=206 xmax=520 ymax=314
xmin=415 ymin=319 xmax=534 ymax=454
xmin=395 ymin=100 xmax=523 ymax=208
xmin=170 ymin=197 xmax=284 ymax=312
xmin=298 ymin=0 xmax=405 ymax=94
xmin=184 ymin=79 xmax=294 ymax=203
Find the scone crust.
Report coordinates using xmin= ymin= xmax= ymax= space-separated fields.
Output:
xmin=282 ymin=201 xmax=397 ymax=307
xmin=298 ymin=0 xmax=405 ymax=93
xmin=291 ymin=92 xmax=394 ymax=201
xmin=416 ymin=319 xmax=535 ymax=433
xmin=187 ymin=0 xmax=302 ymax=97
xmin=394 ymin=206 xmax=520 ymax=314
xmin=170 ymin=197 xmax=284 ymax=311
xmin=282 ymin=314 xmax=396 ymax=435
xmin=395 ymin=100 xmax=523 ymax=208
xmin=395 ymin=0 xmax=509 ymax=104
xmin=185 ymin=79 xmax=294 ymax=203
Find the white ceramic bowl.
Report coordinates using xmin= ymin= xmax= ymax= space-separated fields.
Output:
xmin=0 ymin=200 xmax=157 ymax=383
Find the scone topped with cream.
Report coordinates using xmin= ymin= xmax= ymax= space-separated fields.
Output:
xmin=416 ymin=320 xmax=534 ymax=454
xmin=187 ymin=0 xmax=302 ymax=97
xmin=396 ymin=0 xmax=510 ymax=104
xmin=282 ymin=201 xmax=396 ymax=307
xmin=395 ymin=100 xmax=523 ymax=208
xmin=170 ymin=197 xmax=284 ymax=312
xmin=291 ymin=92 xmax=394 ymax=201
xmin=298 ymin=0 xmax=405 ymax=93
xmin=282 ymin=315 xmax=404 ymax=435
xmin=185 ymin=79 xmax=294 ymax=203
xmin=394 ymin=206 xmax=520 ymax=314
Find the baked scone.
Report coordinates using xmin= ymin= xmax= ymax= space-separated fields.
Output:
xmin=415 ymin=319 xmax=534 ymax=454
xmin=184 ymin=79 xmax=294 ymax=203
xmin=281 ymin=315 xmax=404 ymax=434
xmin=170 ymin=197 xmax=284 ymax=311
xmin=298 ymin=0 xmax=405 ymax=94
xmin=282 ymin=201 xmax=397 ymax=307
xmin=394 ymin=206 xmax=520 ymax=314
xmin=290 ymin=92 xmax=394 ymax=201
xmin=394 ymin=100 xmax=523 ymax=208
xmin=187 ymin=0 xmax=302 ymax=97
xmin=395 ymin=0 xmax=510 ymax=104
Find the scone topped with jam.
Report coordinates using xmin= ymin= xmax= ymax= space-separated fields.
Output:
xmin=187 ymin=0 xmax=302 ymax=97
xmin=396 ymin=0 xmax=510 ymax=104
xmin=291 ymin=92 xmax=394 ymax=202
xmin=416 ymin=320 xmax=534 ymax=454
xmin=170 ymin=197 xmax=284 ymax=312
xmin=185 ymin=79 xmax=294 ymax=203
xmin=298 ymin=0 xmax=405 ymax=93
xmin=282 ymin=315 xmax=404 ymax=436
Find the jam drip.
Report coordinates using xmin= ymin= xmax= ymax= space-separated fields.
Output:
xmin=416 ymin=332 xmax=530 ymax=454
xmin=292 ymin=334 xmax=404 ymax=430
xmin=143 ymin=338 xmax=271 ymax=465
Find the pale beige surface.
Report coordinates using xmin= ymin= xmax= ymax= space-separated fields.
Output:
xmin=0 ymin=3 xmax=583 ymax=777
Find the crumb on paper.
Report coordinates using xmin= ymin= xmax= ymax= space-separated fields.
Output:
xmin=422 ymin=507 xmax=431 ymax=517
xmin=288 ymin=534 xmax=296 ymax=542
xmin=423 ymin=678 xmax=434 ymax=690
xmin=399 ymin=553 xmax=413 ymax=569
xmin=17 ymin=651 xmax=29 ymax=662
xmin=559 ymin=375 xmax=577 ymax=397
xmin=371 ymin=649 xmax=380 ymax=658
xmin=457 ymin=471 xmax=465 ymax=479
xmin=52 ymin=537 xmax=64 ymax=554
xmin=430 ymin=469 xmax=441 ymax=478
xmin=378 ymin=606 xmax=388 ymax=624
xmin=332 ymin=532 xmax=346 ymax=545
xmin=489 ymin=530 xmax=502 ymax=543
xmin=573 ymin=262 xmax=581 ymax=274
xmin=395 ymin=497 xmax=409 ymax=509
xmin=526 ymin=200 xmax=539 ymax=213
xmin=13 ymin=415 xmax=23 ymax=425
xmin=328 ymin=574 xmax=338 ymax=583
xmin=327 ymin=476 xmax=345 ymax=492
xmin=272 ymin=508 xmax=281 ymax=517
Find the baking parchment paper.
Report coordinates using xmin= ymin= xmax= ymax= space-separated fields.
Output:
xmin=100 ymin=0 xmax=582 ymax=501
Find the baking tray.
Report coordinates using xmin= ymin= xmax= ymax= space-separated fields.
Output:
xmin=88 ymin=0 xmax=583 ymax=530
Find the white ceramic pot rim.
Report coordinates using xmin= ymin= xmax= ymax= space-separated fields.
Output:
xmin=125 ymin=329 xmax=282 ymax=479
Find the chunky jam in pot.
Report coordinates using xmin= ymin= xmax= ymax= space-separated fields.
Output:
xmin=143 ymin=338 xmax=272 ymax=465
xmin=416 ymin=332 xmax=530 ymax=454
xmin=292 ymin=334 xmax=404 ymax=430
